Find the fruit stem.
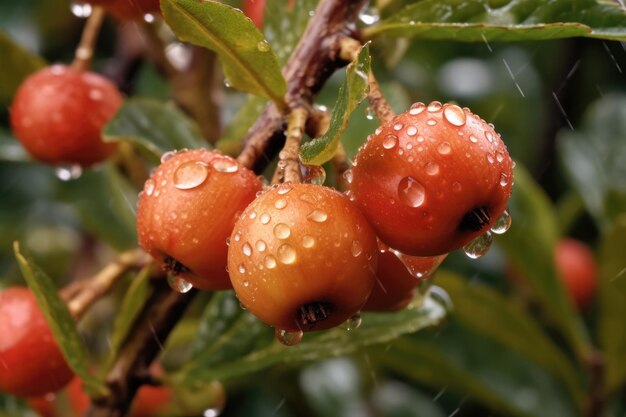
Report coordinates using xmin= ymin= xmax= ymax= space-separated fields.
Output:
xmin=274 ymin=107 xmax=308 ymax=184
xmin=71 ymin=6 xmax=107 ymax=71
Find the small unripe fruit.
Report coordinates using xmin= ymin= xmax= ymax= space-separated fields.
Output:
xmin=228 ymin=183 xmax=378 ymax=332
xmin=10 ymin=65 xmax=122 ymax=166
xmin=87 ymin=0 xmax=161 ymax=20
xmin=137 ymin=149 xmax=263 ymax=291
xmin=350 ymin=102 xmax=513 ymax=256
xmin=0 ymin=287 xmax=73 ymax=397
xmin=555 ymin=238 xmax=597 ymax=309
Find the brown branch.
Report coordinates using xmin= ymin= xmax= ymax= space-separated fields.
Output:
xmin=72 ymin=7 xmax=107 ymax=71
xmin=585 ymin=349 xmax=606 ymax=417
xmin=276 ymin=107 xmax=308 ymax=184
xmin=237 ymin=0 xmax=368 ymax=173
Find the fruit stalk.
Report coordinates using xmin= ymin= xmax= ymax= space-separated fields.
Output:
xmin=276 ymin=107 xmax=308 ymax=183
xmin=72 ymin=6 xmax=107 ymax=71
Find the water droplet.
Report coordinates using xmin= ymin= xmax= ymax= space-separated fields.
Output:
xmin=487 ymin=154 xmax=495 ymax=164
xmin=343 ymin=169 xmax=353 ymax=184
xmin=255 ymin=240 xmax=267 ymax=252
xmin=496 ymin=152 xmax=505 ymax=163
xmin=427 ymin=101 xmax=442 ymax=112
xmin=491 ymin=209 xmax=511 ymax=234
xmin=212 ymin=158 xmax=239 ymax=173
xmin=70 ymin=2 xmax=92 ymax=18
xmin=406 ymin=126 xmax=418 ymax=136
xmin=443 ymin=104 xmax=466 ymax=126
xmin=383 ymin=134 xmax=398 ymax=149
xmin=174 ymin=161 xmax=209 ymax=190
xmin=275 ymin=328 xmax=303 ymax=346
xmin=307 ymin=209 xmax=328 ymax=223
xmin=167 ymin=275 xmax=193 ymax=293
xmin=406 ymin=143 xmax=413 ymax=150
xmin=463 ymin=231 xmax=493 ymax=259
xmin=224 ymin=79 xmax=232 ymax=88
xmin=260 ymin=213 xmax=271 ymax=224
xmin=425 ymin=162 xmax=440 ymax=176
xmin=274 ymin=199 xmax=287 ymax=209
xmin=486 ymin=132 xmax=494 ymax=142
xmin=299 ymin=193 xmax=317 ymax=205
xmin=144 ymin=179 xmax=155 ymax=196
xmin=302 ymin=235 xmax=315 ymax=248
xmin=437 ymin=142 xmax=452 ymax=155
xmin=55 ymin=165 xmax=82 ymax=181
xmin=277 ymin=244 xmax=297 ymax=264
xmin=469 ymin=135 xmax=479 ymax=143
xmin=257 ymin=40 xmax=270 ymax=52
xmin=342 ymin=313 xmax=362 ymax=331
xmin=264 ymin=255 xmax=277 ymax=269
xmin=249 ymin=212 xmax=257 ymax=220
xmin=242 ymin=243 xmax=252 ymax=256
xmin=160 ymin=150 xmax=177 ymax=163
xmin=243 ymin=280 xmax=250 ymax=287
xmin=301 ymin=164 xmax=326 ymax=185
xmin=393 ymin=123 xmax=403 ymax=131
xmin=351 ymin=240 xmax=363 ymax=257
xmin=143 ymin=13 xmax=155 ymax=23
xmin=427 ymin=119 xmax=437 ymax=126
xmin=398 ymin=177 xmax=426 ymax=208
xmin=429 ymin=285 xmax=453 ymax=313
xmin=500 ymin=173 xmax=509 ymax=186
xmin=365 ymin=106 xmax=374 ymax=120
xmin=237 ymin=263 xmax=247 ymax=274
xmin=273 ymin=223 xmax=291 ymax=239
xmin=277 ymin=183 xmax=292 ymax=195
xmin=409 ymin=102 xmax=426 ymax=115
xmin=452 ymin=182 xmax=462 ymax=192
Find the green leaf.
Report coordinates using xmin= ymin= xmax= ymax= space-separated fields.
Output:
xmin=0 ymin=31 xmax=45 ymax=103
xmin=597 ymin=214 xmax=626 ymax=394
xmin=57 ymin=164 xmax=137 ymax=251
xmin=496 ymin=165 xmax=590 ymax=360
xmin=374 ymin=321 xmax=578 ymax=417
xmin=436 ymin=272 xmax=584 ymax=407
xmin=300 ymin=44 xmax=371 ymax=165
xmin=216 ymin=95 xmax=267 ymax=155
xmin=264 ymin=0 xmax=318 ymax=66
xmin=13 ymin=242 xmax=107 ymax=397
xmin=176 ymin=291 xmax=446 ymax=385
xmin=366 ymin=0 xmax=626 ymax=42
xmin=103 ymin=98 xmax=207 ymax=163
xmin=161 ymin=0 xmax=287 ymax=110
xmin=558 ymin=94 xmax=626 ymax=233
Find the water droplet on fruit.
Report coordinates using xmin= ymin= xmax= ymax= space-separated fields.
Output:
xmin=496 ymin=152 xmax=505 ymax=163
xmin=500 ymin=173 xmax=509 ymax=186
xmin=409 ymin=102 xmax=426 ymax=115
xmin=211 ymin=158 xmax=239 ymax=173
xmin=469 ymin=135 xmax=479 ymax=143
xmin=302 ymin=235 xmax=315 ymax=248
xmin=234 ymin=232 xmax=241 ymax=242
xmin=257 ymin=40 xmax=270 ymax=52
xmin=491 ymin=209 xmax=512 ymax=234
xmin=255 ymin=240 xmax=267 ymax=252
xmin=427 ymin=119 xmax=437 ymax=126
xmin=463 ymin=231 xmax=493 ymax=259
xmin=437 ymin=142 xmax=452 ymax=155
xmin=406 ymin=126 xmax=418 ymax=136
xmin=398 ymin=177 xmax=426 ymax=208
xmin=427 ymin=101 xmax=442 ymax=112
xmin=383 ymin=134 xmax=398 ymax=149
xmin=299 ymin=193 xmax=317 ymax=205
xmin=260 ymin=213 xmax=271 ymax=224
xmin=273 ymin=223 xmax=291 ymax=239
xmin=167 ymin=276 xmax=193 ymax=293
xmin=351 ymin=240 xmax=363 ymax=257
xmin=274 ymin=199 xmax=287 ymax=209
xmin=343 ymin=169 xmax=353 ymax=184
xmin=277 ymin=183 xmax=292 ymax=195
xmin=143 ymin=13 xmax=155 ymax=23
xmin=144 ymin=179 xmax=155 ymax=196
xmin=243 ymin=280 xmax=249 ymax=287
xmin=307 ymin=209 xmax=328 ymax=223
xmin=301 ymin=164 xmax=326 ymax=185
xmin=277 ymin=244 xmax=297 ymax=264
xmin=55 ymin=165 xmax=82 ymax=181
xmin=429 ymin=285 xmax=454 ymax=313
xmin=487 ymin=154 xmax=495 ymax=164
xmin=264 ymin=255 xmax=277 ymax=269
xmin=242 ymin=243 xmax=252 ymax=256
xmin=174 ymin=161 xmax=209 ymax=190
xmin=160 ymin=150 xmax=177 ymax=163
xmin=486 ymin=132 xmax=494 ymax=142
xmin=275 ymin=328 xmax=303 ymax=346
xmin=443 ymin=104 xmax=466 ymax=126
xmin=237 ymin=263 xmax=247 ymax=274
xmin=70 ymin=2 xmax=92 ymax=18
xmin=365 ymin=106 xmax=374 ymax=120
xmin=342 ymin=313 xmax=362 ymax=331
xmin=393 ymin=123 xmax=403 ymax=131
xmin=425 ymin=162 xmax=440 ymax=176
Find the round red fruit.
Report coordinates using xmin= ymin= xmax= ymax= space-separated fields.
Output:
xmin=0 ymin=287 xmax=73 ymax=397
xmin=555 ymin=238 xmax=597 ymax=309
xmin=228 ymin=183 xmax=378 ymax=332
xmin=350 ymin=102 xmax=513 ymax=256
xmin=137 ymin=149 xmax=263 ymax=291
xmin=87 ymin=0 xmax=161 ymax=20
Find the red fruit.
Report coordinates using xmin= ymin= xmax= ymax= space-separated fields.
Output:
xmin=228 ymin=183 xmax=378 ymax=333
xmin=0 ymin=287 xmax=73 ymax=397
xmin=27 ymin=394 xmax=56 ymax=417
xmin=137 ymin=149 xmax=263 ymax=291
xmin=555 ymin=238 xmax=597 ymax=309
xmin=87 ymin=0 xmax=161 ymax=20
xmin=10 ymin=65 xmax=122 ymax=166
xmin=243 ymin=0 xmax=265 ymax=29
xmin=350 ymin=102 xmax=513 ymax=256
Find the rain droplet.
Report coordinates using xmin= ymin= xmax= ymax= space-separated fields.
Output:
xmin=427 ymin=119 xmax=437 ymax=126
xmin=409 ymin=102 xmax=426 ymax=115
xmin=237 ymin=263 xmax=247 ymax=274
xmin=264 ymin=255 xmax=277 ymax=269
xmin=273 ymin=223 xmax=291 ymax=239
xmin=427 ymin=101 xmax=442 ymax=112
xmin=55 ymin=165 xmax=82 ymax=181
xmin=143 ymin=13 xmax=155 ymax=23
xmin=342 ymin=313 xmax=362 ymax=331
xmin=406 ymin=126 xmax=418 ymax=136
xmin=174 ymin=161 xmax=209 ymax=190
xmin=299 ymin=193 xmax=317 ymax=205
xmin=277 ymin=244 xmax=297 ymax=264
xmin=437 ymin=142 xmax=452 ymax=155
xmin=469 ymin=135 xmax=479 ymax=143
xmin=260 ymin=213 xmax=271 ymax=224
xmin=307 ymin=209 xmax=328 ymax=223
xmin=249 ymin=212 xmax=257 ymax=219
xmin=343 ymin=169 xmax=353 ymax=184
xmin=500 ymin=173 xmax=509 ymax=186
xmin=70 ymin=2 xmax=92 ymax=18
xmin=160 ymin=150 xmax=177 ymax=163
xmin=301 ymin=164 xmax=326 ymax=185
xmin=243 ymin=280 xmax=249 ymax=287
xmin=429 ymin=285 xmax=454 ymax=313
xmin=463 ymin=231 xmax=493 ymax=259
xmin=302 ymin=235 xmax=315 ymax=248
xmin=486 ymin=132 xmax=494 ymax=142
xmin=393 ymin=123 xmax=403 ymax=131
xmin=443 ymin=104 xmax=466 ymax=126
xmin=383 ymin=134 xmax=398 ymax=149
xmin=277 ymin=183 xmax=292 ymax=195
xmin=365 ymin=106 xmax=375 ymax=120
xmin=491 ymin=209 xmax=512 ymax=234
xmin=496 ymin=152 xmax=505 ymax=162
xmin=212 ymin=158 xmax=239 ymax=173
xmin=425 ymin=162 xmax=440 ymax=176
xmin=257 ymin=40 xmax=270 ymax=52
xmin=167 ymin=276 xmax=193 ymax=293
xmin=398 ymin=177 xmax=426 ymax=208
xmin=242 ymin=243 xmax=253 ymax=256
xmin=274 ymin=199 xmax=287 ymax=209
xmin=351 ymin=240 xmax=363 ymax=257
xmin=255 ymin=240 xmax=267 ymax=252
xmin=487 ymin=154 xmax=495 ymax=164
xmin=275 ymin=328 xmax=303 ymax=346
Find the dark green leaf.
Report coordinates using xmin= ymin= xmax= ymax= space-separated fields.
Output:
xmin=558 ymin=94 xmax=626 ymax=233
xmin=598 ymin=214 xmax=626 ymax=394
xmin=13 ymin=242 xmax=107 ymax=397
xmin=161 ymin=0 xmax=287 ymax=110
xmin=496 ymin=165 xmax=589 ymax=359
xmin=264 ymin=0 xmax=318 ymax=66
xmin=436 ymin=272 xmax=584 ymax=407
xmin=191 ymin=291 xmax=247 ymax=355
xmin=0 ymin=31 xmax=45 ymax=103
xmin=0 ymin=129 xmax=29 ymax=162
xmin=366 ymin=0 xmax=626 ymax=42
xmin=176 ymin=291 xmax=445 ymax=385
xmin=300 ymin=44 xmax=371 ymax=165
xmin=103 ymin=98 xmax=207 ymax=163
xmin=216 ymin=96 xmax=267 ymax=155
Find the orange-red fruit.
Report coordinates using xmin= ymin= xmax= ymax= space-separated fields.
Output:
xmin=363 ymin=245 xmax=446 ymax=312
xmin=555 ymin=238 xmax=597 ymax=309
xmin=137 ymin=149 xmax=263 ymax=290
xmin=350 ymin=102 xmax=513 ymax=256
xmin=0 ymin=287 xmax=74 ymax=397
xmin=87 ymin=0 xmax=161 ymax=20
xmin=228 ymin=183 xmax=378 ymax=332
xmin=243 ymin=0 xmax=265 ymax=28
xmin=10 ymin=65 xmax=122 ymax=166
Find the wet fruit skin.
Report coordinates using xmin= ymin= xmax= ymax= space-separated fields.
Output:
xmin=137 ymin=149 xmax=263 ymax=290
xmin=87 ymin=0 xmax=161 ymax=20
xmin=0 ymin=287 xmax=74 ymax=398
xmin=555 ymin=238 xmax=597 ymax=309
xmin=363 ymin=245 xmax=446 ymax=312
xmin=350 ymin=102 xmax=513 ymax=256
xmin=10 ymin=65 xmax=122 ymax=166
xmin=228 ymin=183 xmax=378 ymax=332
xmin=243 ymin=0 xmax=265 ymax=28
